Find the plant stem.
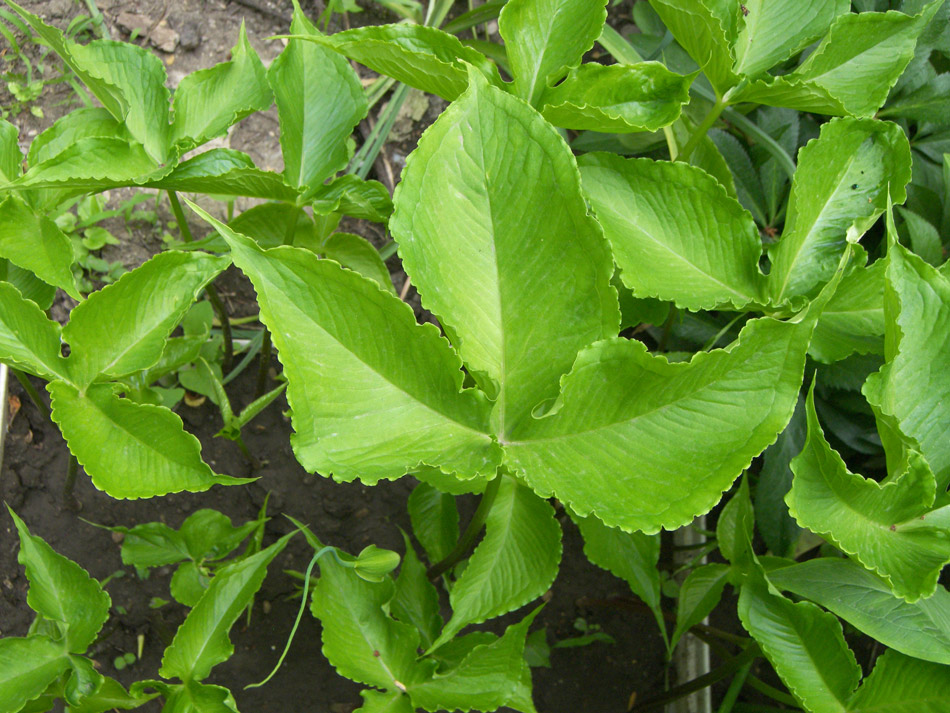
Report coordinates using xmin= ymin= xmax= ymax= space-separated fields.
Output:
xmin=428 ymin=473 xmax=502 ymax=580
xmin=255 ymin=329 xmax=271 ymax=400
xmin=678 ymin=97 xmax=727 ymax=163
xmin=717 ymin=658 xmax=753 ymax=713
xmin=206 ymin=286 xmax=234 ymax=373
xmin=745 ymin=675 xmax=798 ymax=707
xmin=11 ymin=370 xmax=50 ymax=422
xmin=166 ymin=191 xmax=193 ymax=243
xmin=83 ymin=0 xmax=111 ymax=39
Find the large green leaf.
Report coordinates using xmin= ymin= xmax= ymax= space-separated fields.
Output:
xmin=498 ymin=0 xmax=607 ymax=106
xmin=25 ymin=108 xmax=124 ymax=168
xmin=8 ymin=508 xmax=110 ymax=653
xmin=268 ymin=5 xmax=366 ymax=191
xmin=768 ymin=119 xmax=911 ymax=303
xmin=671 ymin=563 xmax=730 ymax=652
xmin=311 ymin=552 xmax=433 ymax=693
xmin=731 ymin=0 xmax=850 ymax=79
xmin=573 ymin=512 xmax=664 ymax=637
xmin=410 ymin=609 xmax=538 ymax=712
xmin=864 ymin=241 xmax=950 ymax=493
xmin=194 ymin=204 xmax=501 ymax=483
xmin=0 ymin=195 xmax=80 ymax=300
xmin=146 ymin=149 xmax=298 ymax=201
xmin=160 ymin=534 xmax=292 ymax=682
xmin=505 ymin=312 xmax=815 ymax=533
xmin=538 ymin=62 xmax=692 ymax=133
xmin=0 ymin=282 xmax=69 ymax=381
xmin=0 ymin=119 xmax=21 ymax=183
xmin=769 ymin=559 xmax=950 ymax=665
xmin=391 ymin=535 xmax=442 ymax=649
xmin=170 ymin=23 xmax=272 ymax=151
xmin=392 ymin=70 xmax=618 ymax=435
xmin=810 ymin=260 xmax=885 ymax=363
xmin=0 ymin=637 xmax=69 ymax=713
xmin=432 ymin=477 xmax=560 ymax=650
xmin=308 ymin=24 xmax=501 ymax=101
xmin=578 ymin=153 xmax=766 ymax=310
xmin=648 ymin=0 xmax=739 ymax=95
xmin=787 ymin=384 xmax=950 ymax=602
xmin=738 ymin=579 xmax=861 ymax=713
xmin=408 ymin=481 xmax=459 ymax=565
xmin=63 ymin=252 xmax=229 ymax=388
xmin=48 ymin=382 xmax=247 ymax=498
xmin=735 ymin=4 xmax=942 ymax=117
xmin=849 ymin=650 xmax=950 ymax=712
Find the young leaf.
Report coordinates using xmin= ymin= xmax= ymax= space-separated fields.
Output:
xmin=147 ymin=149 xmax=298 ymax=201
xmin=432 ymin=478 xmax=560 ymax=650
xmin=392 ymin=69 xmax=618 ymax=435
xmin=754 ymin=396 xmax=805 ymax=558
xmin=25 ymin=108 xmax=124 ymax=169
xmin=115 ymin=522 xmax=189 ymax=569
xmin=160 ymin=533 xmax=293 ymax=683
xmin=738 ymin=579 xmax=862 ymax=713
xmin=311 ymin=552 xmax=434 ymax=693
xmin=671 ymin=563 xmax=730 ymax=652
xmin=322 ymin=232 xmax=395 ymax=294
xmin=0 ymin=637 xmax=69 ymax=713
xmin=63 ymin=251 xmax=230 ymax=388
xmin=572 ymin=513 xmax=664 ymax=638
xmin=498 ymin=0 xmax=607 ymax=106
xmin=303 ymin=24 xmax=500 ymax=101
xmin=171 ymin=23 xmax=273 ymax=151
xmin=0 ymin=282 xmax=69 ymax=382
xmin=578 ymin=153 xmax=766 ymax=310
xmin=882 ymin=73 xmax=950 ymax=126
xmin=538 ymin=62 xmax=693 ymax=133
xmin=809 ymin=260 xmax=885 ymax=363
xmin=67 ymin=676 xmax=159 ymax=713
xmin=64 ymin=655 xmax=103 ymax=707
xmin=864 ymin=241 xmax=950 ymax=492
xmin=268 ymin=5 xmax=366 ymax=191
xmin=410 ymin=609 xmax=539 ymax=712
xmin=769 ymin=558 xmax=950 ymax=665
xmin=717 ymin=477 xmax=754 ymax=568
xmin=308 ymin=175 xmax=394 ymax=223
xmin=179 ymin=509 xmax=259 ymax=562
xmin=0 ymin=195 xmax=80 ymax=300
xmin=8 ymin=508 xmax=111 ymax=653
xmin=191 ymin=205 xmax=502 ymax=484
xmin=0 ymin=119 xmax=21 ymax=183
xmin=787 ymin=384 xmax=950 ymax=602
xmin=896 ymin=206 xmax=943 ymax=266
xmin=48 ymin=382 xmax=248 ymax=498
xmin=504 ymin=313 xmax=815 ymax=534
xmin=768 ymin=118 xmax=911 ymax=303
xmin=355 ymin=689 xmax=414 ymax=713
xmin=408 ymin=482 xmax=459 ymax=565
xmin=391 ymin=534 xmax=443 ymax=648
xmin=849 ymin=650 xmax=950 ymax=712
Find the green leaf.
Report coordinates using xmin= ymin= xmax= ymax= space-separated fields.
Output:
xmin=408 ymin=481 xmax=459 ymax=565
xmin=708 ymin=128 xmax=767 ymax=224
xmin=410 ymin=609 xmax=539 ymax=712
xmin=171 ymin=23 xmax=273 ymax=151
xmin=671 ymin=563 xmax=730 ymax=652
xmin=0 ymin=281 xmax=69 ymax=381
xmin=809 ymin=260 xmax=885 ymax=363
xmin=896 ymin=207 xmax=943 ymax=266
xmin=0 ymin=259 xmax=56 ymax=311
xmin=161 ymin=682 xmax=239 ymax=713
xmin=738 ymin=579 xmax=861 ymax=713
xmin=717 ymin=477 xmax=754 ymax=568
xmin=0 ymin=195 xmax=80 ymax=300
xmin=193 ymin=201 xmax=502 ymax=483
xmin=0 ymin=118 xmax=21 ymax=183
xmin=308 ymin=175 xmax=394 ymax=223
xmin=0 ymin=637 xmax=69 ymax=713
xmin=391 ymin=533 xmax=442 ymax=648
xmin=768 ymin=118 xmax=911 ymax=303
xmin=505 ymin=313 xmax=815 ymax=533
xmin=538 ymin=62 xmax=692 ymax=133
xmin=269 ymin=7 xmax=366 ymax=190
xmin=8 ymin=508 xmax=111 ymax=653
xmin=392 ymin=70 xmax=618 ymax=435
xmin=171 ymin=562 xmax=211 ymax=608
xmin=882 ymin=73 xmax=950 ymax=125
xmin=67 ymin=676 xmax=159 ymax=713
xmin=48 ymin=381 xmax=248 ymax=499
xmin=732 ymin=0 xmax=850 ymax=78
xmin=849 ymin=650 xmax=950 ymax=712
xmin=311 ymin=24 xmax=502 ymax=101
xmin=65 ymin=655 xmax=103 ymax=707
xmin=735 ymin=4 xmax=942 ymax=118
xmin=498 ymin=0 xmax=607 ymax=106
xmin=648 ymin=0 xmax=740 ymax=95
xmin=355 ymin=689 xmax=414 ymax=713
xmin=25 ymin=108 xmax=124 ymax=169
xmin=160 ymin=533 xmax=293 ymax=682
xmin=754 ymin=396 xmax=805 ymax=557
xmin=146 ymin=149 xmax=298 ymax=201
xmin=787 ymin=384 xmax=950 ymax=602
xmin=179 ymin=509 xmax=258 ymax=562
xmin=323 ymin=232 xmax=394 ymax=293
xmin=115 ymin=522 xmax=189 ymax=569
xmin=63 ymin=251 xmax=229 ymax=388
xmin=311 ymin=551 xmax=433 ymax=693
xmin=578 ymin=153 xmax=766 ymax=310
xmin=573 ymin=512 xmax=664 ymax=638
xmin=769 ymin=558 xmax=950 ymax=665
xmin=432 ymin=478 xmax=560 ymax=649
xmin=864 ymin=241 xmax=950 ymax=492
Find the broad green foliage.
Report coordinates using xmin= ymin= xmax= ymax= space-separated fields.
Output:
xmin=0 ymin=281 xmax=68 ymax=381
xmin=848 ymin=650 xmax=950 ymax=712
xmin=754 ymin=396 xmax=805 ymax=557
xmin=672 ymin=563 xmax=730 ymax=652
xmin=810 ymin=261 xmax=886 ymax=363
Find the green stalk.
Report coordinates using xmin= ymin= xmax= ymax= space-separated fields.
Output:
xmin=745 ymin=676 xmax=798 ymax=707
xmin=167 ymin=191 xmax=193 ymax=243
xmin=428 ymin=473 xmax=502 ymax=580
xmin=678 ymin=97 xmax=728 ymax=163
xmin=255 ymin=329 xmax=272 ymax=400
xmin=82 ymin=0 xmax=111 ymax=39
xmin=12 ymin=369 xmax=50 ymax=422
xmin=205 ymin=286 xmax=234 ymax=374
xmin=717 ymin=659 xmax=753 ymax=713
xmin=349 ymin=83 xmax=411 ymax=180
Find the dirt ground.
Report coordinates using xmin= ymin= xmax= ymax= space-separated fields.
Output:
xmin=0 ymin=1 xmax=673 ymax=712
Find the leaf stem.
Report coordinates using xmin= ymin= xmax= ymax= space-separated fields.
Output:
xmin=167 ymin=191 xmax=193 ymax=243
xmin=428 ymin=473 xmax=502 ymax=580
xmin=678 ymin=97 xmax=728 ymax=163
xmin=11 ymin=369 xmax=50 ymax=423
xmin=255 ymin=329 xmax=271 ymax=400
xmin=205 ymin=286 xmax=234 ymax=374
xmin=716 ymin=658 xmax=753 ymax=713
